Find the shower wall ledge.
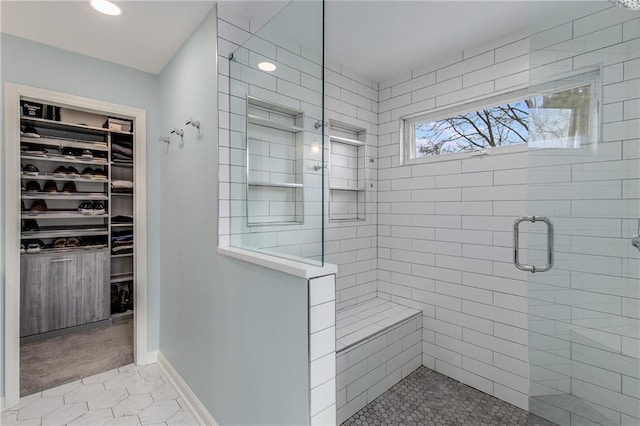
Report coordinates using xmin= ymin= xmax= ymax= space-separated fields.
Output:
xmin=218 ymin=246 xmax=338 ymax=279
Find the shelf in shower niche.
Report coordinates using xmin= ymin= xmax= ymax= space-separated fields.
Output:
xmin=329 ymin=185 xmax=365 ymax=191
xmin=247 ymin=115 xmax=304 ymax=133
xmin=329 ymin=135 xmax=364 ymax=146
xmin=248 ymin=181 xmax=303 ymax=189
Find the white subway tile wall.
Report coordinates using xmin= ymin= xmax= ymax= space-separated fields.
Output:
xmin=324 ymin=60 xmax=379 ymax=309
xmin=377 ymin=6 xmax=640 ymax=423
xmin=376 ymin=24 xmax=533 ymax=411
xmin=309 ymin=275 xmax=337 ymax=426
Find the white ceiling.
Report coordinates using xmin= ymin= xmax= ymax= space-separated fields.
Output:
xmin=0 ymin=1 xmax=215 ymax=75
xmin=325 ymin=1 xmax=531 ymax=82
xmin=0 ymin=1 xmax=604 ymax=83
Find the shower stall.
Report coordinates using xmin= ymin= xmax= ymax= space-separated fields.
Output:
xmin=217 ymin=0 xmax=640 ymax=424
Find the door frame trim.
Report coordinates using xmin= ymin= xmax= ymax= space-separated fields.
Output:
xmin=3 ymin=82 xmax=149 ymax=408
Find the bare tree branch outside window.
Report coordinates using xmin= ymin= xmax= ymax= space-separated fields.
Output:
xmin=415 ymin=101 xmax=530 ymax=157
xmin=412 ymin=84 xmax=592 ymax=158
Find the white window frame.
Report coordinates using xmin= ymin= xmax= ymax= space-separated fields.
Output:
xmin=400 ymin=88 xmax=530 ymax=165
xmin=399 ymin=66 xmax=602 ymax=165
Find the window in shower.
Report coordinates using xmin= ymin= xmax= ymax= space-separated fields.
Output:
xmin=403 ymin=72 xmax=599 ymax=162
xmin=405 ymin=96 xmax=529 ymax=158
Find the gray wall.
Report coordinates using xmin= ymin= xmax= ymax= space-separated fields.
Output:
xmin=0 ymin=32 xmax=162 ymax=397
xmin=158 ymin=8 xmax=310 ymax=424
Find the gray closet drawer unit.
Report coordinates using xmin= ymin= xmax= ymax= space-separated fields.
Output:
xmin=20 ymin=249 xmax=110 ymax=337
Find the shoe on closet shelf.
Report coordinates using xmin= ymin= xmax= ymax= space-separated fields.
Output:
xmin=25 ymin=181 xmax=41 ymax=192
xmin=61 ymin=147 xmax=77 ymax=159
xmin=26 ymin=240 xmax=44 ymax=253
xmin=66 ymin=167 xmax=80 ymax=176
xmin=66 ymin=237 xmax=80 ymax=248
xmin=30 ymin=199 xmax=48 ymax=212
xmin=92 ymin=236 xmax=107 ymax=248
xmin=23 ymin=147 xmax=48 ymax=157
xmin=53 ymin=238 xmax=67 ymax=249
xmin=20 ymin=243 xmax=26 ymax=254
xmin=22 ymin=164 xmax=39 ymax=176
xmin=44 ymin=181 xmax=58 ymax=193
xmin=53 ymin=166 xmax=67 ymax=177
xmin=111 ymin=285 xmax=120 ymax=314
xmin=23 ymin=125 xmax=40 ymax=138
xmin=92 ymin=202 xmax=106 ymax=215
xmin=23 ymin=219 xmax=39 ymax=232
xmin=82 ymin=167 xmax=94 ymax=177
xmin=62 ymin=182 xmax=77 ymax=193
xmin=118 ymin=289 xmax=130 ymax=313
xmin=93 ymin=168 xmax=106 ymax=179
xmin=80 ymin=150 xmax=93 ymax=159
xmin=126 ymin=281 xmax=134 ymax=311
xmin=78 ymin=201 xmax=94 ymax=215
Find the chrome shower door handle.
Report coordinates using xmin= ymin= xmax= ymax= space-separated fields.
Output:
xmin=513 ymin=215 xmax=554 ymax=273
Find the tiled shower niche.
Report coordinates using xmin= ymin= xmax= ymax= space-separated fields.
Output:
xmin=246 ymin=96 xmax=305 ymax=225
xmin=329 ymin=120 xmax=366 ymax=222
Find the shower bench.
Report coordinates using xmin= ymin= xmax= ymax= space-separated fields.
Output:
xmin=336 ymin=298 xmax=422 ymax=423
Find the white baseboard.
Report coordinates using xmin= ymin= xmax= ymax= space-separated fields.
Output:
xmin=144 ymin=350 xmax=159 ymax=364
xmin=157 ymin=352 xmax=218 ymax=426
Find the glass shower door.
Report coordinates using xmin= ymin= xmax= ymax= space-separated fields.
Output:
xmin=525 ymin=3 xmax=640 ymax=425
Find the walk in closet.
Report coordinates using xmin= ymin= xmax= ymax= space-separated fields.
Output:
xmin=19 ymin=97 xmax=136 ymax=338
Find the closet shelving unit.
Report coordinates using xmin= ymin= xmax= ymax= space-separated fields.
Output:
xmin=19 ymin=99 xmax=135 ymax=337
xmin=246 ymin=96 xmax=305 ymax=225
xmin=328 ymin=120 xmax=367 ymax=221
xmin=109 ymin=122 xmax=135 ymax=321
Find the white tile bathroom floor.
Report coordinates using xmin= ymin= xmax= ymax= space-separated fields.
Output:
xmin=2 ymin=363 xmax=198 ymax=425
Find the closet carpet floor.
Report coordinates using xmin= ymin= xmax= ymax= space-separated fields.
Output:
xmin=21 ymin=319 xmax=133 ymax=397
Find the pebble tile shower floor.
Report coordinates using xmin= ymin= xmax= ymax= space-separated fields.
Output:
xmin=342 ymin=366 xmax=558 ymax=426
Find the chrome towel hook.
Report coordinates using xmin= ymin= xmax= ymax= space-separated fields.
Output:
xmin=186 ymin=119 xmax=200 ymax=130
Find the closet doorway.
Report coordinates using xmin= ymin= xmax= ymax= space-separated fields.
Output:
xmin=3 ymin=83 xmax=149 ymax=408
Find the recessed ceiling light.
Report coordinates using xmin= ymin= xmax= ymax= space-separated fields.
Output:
xmin=90 ymin=0 xmax=121 ymax=16
xmin=258 ymin=62 xmax=277 ymax=72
